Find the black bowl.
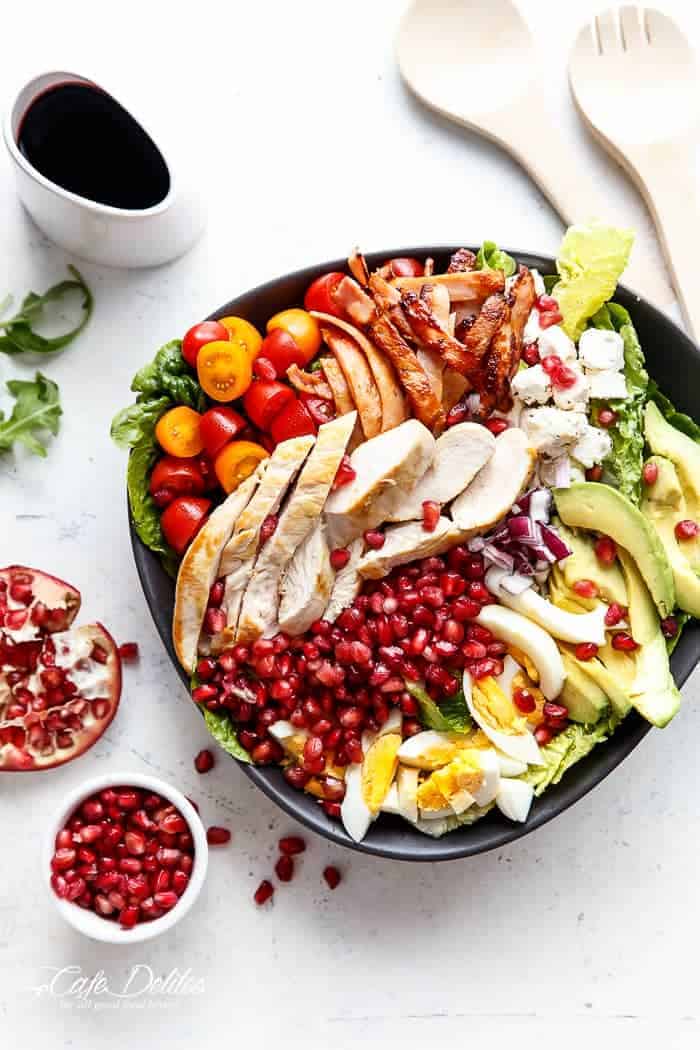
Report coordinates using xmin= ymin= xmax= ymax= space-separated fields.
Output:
xmin=131 ymin=246 xmax=700 ymax=861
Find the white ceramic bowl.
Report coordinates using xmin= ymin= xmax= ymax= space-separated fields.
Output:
xmin=3 ymin=70 xmax=206 ymax=268
xmin=43 ymin=771 xmax=208 ymax=944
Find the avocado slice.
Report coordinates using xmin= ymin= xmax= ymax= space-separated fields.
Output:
xmin=645 ymin=402 xmax=700 ymax=572
xmin=555 ymin=520 xmax=628 ymax=606
xmin=641 ymin=456 xmax=700 ymax=616
xmin=554 ymin=483 xmax=675 ymax=618
xmin=617 ymin=550 xmax=681 ymax=727
xmin=568 ymin=650 xmax=632 ymax=718
xmin=559 ymin=651 xmax=610 ymax=723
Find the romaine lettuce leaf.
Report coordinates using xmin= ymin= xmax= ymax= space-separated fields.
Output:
xmin=475 ymin=241 xmax=516 ymax=277
xmin=203 ymin=709 xmax=251 ymax=763
xmin=519 ymin=716 xmax=619 ymax=795
xmin=406 ymin=681 xmax=472 ymax=733
xmin=552 ymin=221 xmax=634 ymax=341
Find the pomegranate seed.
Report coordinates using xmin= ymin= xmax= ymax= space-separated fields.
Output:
xmin=363 ymin=529 xmax=386 ymax=549
xmin=252 ymin=739 xmax=283 ymax=764
xmin=194 ymin=748 xmax=214 ymax=773
xmin=192 ymin=683 xmax=218 ymax=704
xmin=422 ymin=501 xmax=440 ymax=532
xmin=172 ymin=870 xmax=189 ymax=896
xmin=322 ymin=801 xmax=342 ymax=819
xmin=485 ymin=417 xmax=509 ymax=435
xmin=154 ymin=891 xmax=179 ymax=910
xmin=643 ymin=461 xmax=659 ymax=486
xmin=160 ymin=813 xmax=187 ymax=835
xmin=575 ymin=642 xmax=599 ymax=661
xmin=661 ymin=616 xmax=679 ymax=639
xmin=284 ymin=765 xmax=311 ymax=789
xmin=156 ymin=848 xmax=181 ymax=868
xmin=462 ymin=640 xmax=487 ymax=660
xmin=259 ymin=514 xmax=278 ymax=546
xmin=543 ymin=702 xmax=568 ymax=723
xmin=254 ymin=880 xmax=274 ymax=905
xmin=471 ymin=658 xmax=496 ymax=680
xmin=332 ymin=454 xmax=356 ymax=490
xmin=279 ymin=835 xmax=306 ymax=855
xmin=446 ymin=400 xmax=469 ymax=426
xmin=206 ymin=826 xmax=231 ymax=845
xmin=513 ymin=687 xmax=536 ymax=714
xmin=204 ymin=607 xmax=227 ymax=634
xmin=611 ymin=631 xmax=639 ymax=652
xmin=323 ymin=865 xmax=341 ymax=890
xmin=594 ymin=536 xmax=617 ymax=565
xmin=597 ymin=407 xmax=618 ymax=428
xmin=522 ymin=342 xmax=540 ymax=366
xmin=572 ymin=579 xmax=598 ymax=599
xmin=275 ymin=855 xmax=294 ymax=882
xmin=330 ymin=547 xmax=351 ymax=570
xmin=468 ymin=581 xmax=490 ymax=603
xmin=51 ymin=847 xmax=77 ymax=871
xmin=551 ymin=364 xmax=577 ymax=390
xmin=586 ymin=465 xmax=603 ymax=481
xmin=604 ymin=603 xmax=626 ymax=627
xmin=675 ymin=519 xmax=700 ymax=541
xmin=452 ymin=597 xmax=481 ymax=621
xmin=117 ymin=642 xmax=139 ymax=661
xmin=119 ymin=906 xmax=139 ymax=929
xmin=534 ymin=725 xmax=553 ymax=746
xmin=540 ymin=354 xmax=562 ymax=376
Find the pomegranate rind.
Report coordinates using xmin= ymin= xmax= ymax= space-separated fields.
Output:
xmin=0 ymin=621 xmax=122 ymax=773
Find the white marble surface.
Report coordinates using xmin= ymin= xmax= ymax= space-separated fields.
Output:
xmin=3 ymin=1 xmax=700 ymax=1047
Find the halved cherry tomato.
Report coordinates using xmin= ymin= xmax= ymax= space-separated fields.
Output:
xmin=258 ymin=328 xmax=307 ymax=377
xmin=197 ymin=341 xmax=252 ymax=402
xmin=270 ymin=398 xmax=316 ymax=444
xmin=266 ymin=309 xmax=321 ymax=365
xmin=304 ymin=272 xmax=345 ymax=317
xmin=388 ymin=257 xmax=424 ymax=278
xmin=199 ymin=407 xmax=246 ymax=459
xmin=301 ymin=394 xmax=335 ymax=426
xmin=214 ymin=441 xmax=269 ymax=493
xmin=149 ymin=456 xmax=206 ymax=507
xmin=155 ymin=406 xmax=204 ymax=457
xmin=243 ymin=380 xmax=295 ymax=430
xmin=161 ymin=497 xmax=212 ymax=555
xmin=217 ymin=316 xmax=263 ymax=359
xmin=182 ymin=320 xmax=230 ymax=368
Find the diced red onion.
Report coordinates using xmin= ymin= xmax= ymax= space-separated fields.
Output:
xmin=507 ymin=515 xmax=540 ymax=544
xmin=482 ymin=544 xmax=515 ymax=572
xmin=540 ymin=523 xmax=571 ymax=561
xmin=467 ymin=537 xmax=485 ymax=552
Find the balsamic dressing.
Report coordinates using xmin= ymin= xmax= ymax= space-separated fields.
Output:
xmin=17 ymin=82 xmax=170 ymax=210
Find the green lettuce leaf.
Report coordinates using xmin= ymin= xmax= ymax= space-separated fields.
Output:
xmin=552 ymin=221 xmax=634 ymax=341
xmin=519 ymin=716 xmax=619 ymax=796
xmin=647 ymin=380 xmax=700 ymax=443
xmin=0 ymin=266 xmax=93 ymax=356
xmin=0 ymin=372 xmax=62 ymax=456
xmin=475 ymin=241 xmax=516 ymax=277
xmin=406 ymin=681 xmax=472 ymax=733
xmin=203 ymin=708 xmax=251 ymax=763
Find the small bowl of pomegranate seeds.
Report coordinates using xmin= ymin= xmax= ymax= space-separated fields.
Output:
xmin=44 ymin=772 xmax=208 ymax=942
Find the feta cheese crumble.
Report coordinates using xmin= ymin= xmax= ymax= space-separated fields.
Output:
xmin=537 ymin=325 xmax=577 ymax=361
xmin=511 ymin=363 xmax=552 ymax=405
xmin=578 ymin=328 xmax=625 ymax=372
xmin=520 ymin=407 xmax=588 ymax=458
xmin=587 ymin=370 xmax=628 ymax=400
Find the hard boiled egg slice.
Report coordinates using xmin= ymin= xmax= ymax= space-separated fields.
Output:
xmin=341 ymin=716 xmax=403 ymax=843
xmin=464 ymin=671 xmax=543 ymax=766
xmin=495 ymin=752 xmax=528 ymax=777
xmin=380 ymin=782 xmax=400 ymax=815
xmin=268 ymin=720 xmax=309 ymax=759
xmin=396 ymin=730 xmax=458 ymax=770
xmin=486 ymin=566 xmax=607 ymax=646
xmin=476 ymin=603 xmax=566 ymax=700
xmin=340 ymin=763 xmax=373 ymax=843
xmin=416 ymin=748 xmax=500 ymax=819
xmin=496 ymin=777 xmax=534 ymax=823
xmin=396 ymin=766 xmax=419 ymax=823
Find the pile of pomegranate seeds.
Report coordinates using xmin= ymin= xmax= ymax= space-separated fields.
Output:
xmin=50 ymin=787 xmax=195 ymax=929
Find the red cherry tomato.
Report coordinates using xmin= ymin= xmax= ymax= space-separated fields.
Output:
xmin=243 ymin=381 xmax=296 ymax=431
xmin=199 ymin=406 xmax=247 ymax=459
xmin=149 ymin=456 xmax=206 ymax=507
xmin=258 ymin=329 xmax=307 ymax=377
xmin=161 ymin=497 xmax=212 ymax=555
xmin=303 ymin=272 xmax=345 ymax=317
xmin=388 ymin=257 xmax=424 ymax=278
xmin=269 ymin=398 xmax=316 ymax=444
xmin=301 ymin=395 xmax=336 ymax=426
xmin=181 ymin=321 xmax=229 ymax=368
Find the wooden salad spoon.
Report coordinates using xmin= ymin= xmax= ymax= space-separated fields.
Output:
xmin=569 ymin=6 xmax=700 ymax=338
xmin=396 ymin=0 xmax=672 ymax=309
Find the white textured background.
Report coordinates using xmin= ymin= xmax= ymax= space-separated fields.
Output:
xmin=2 ymin=2 xmax=700 ymax=1047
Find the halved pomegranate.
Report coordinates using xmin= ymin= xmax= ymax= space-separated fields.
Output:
xmin=0 ymin=566 xmax=121 ymax=772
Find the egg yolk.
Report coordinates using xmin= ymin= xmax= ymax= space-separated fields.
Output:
xmin=361 ymin=734 xmax=401 ymax=813
xmin=507 ymin=645 xmax=540 ymax=684
xmin=417 ymin=751 xmax=485 ymax=812
xmin=473 ymin=678 xmax=528 ymax=736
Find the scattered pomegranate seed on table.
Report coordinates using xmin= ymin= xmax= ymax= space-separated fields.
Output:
xmin=206 ymin=826 xmax=231 ymax=845
xmin=254 ymin=880 xmax=274 ymax=905
xmin=194 ymin=749 xmax=214 ymax=774
xmin=275 ymin=855 xmax=294 ymax=882
xmin=323 ymin=865 xmax=341 ymax=890
xmin=279 ymin=835 xmax=306 ymax=855
xmin=118 ymin=642 xmax=139 ymax=660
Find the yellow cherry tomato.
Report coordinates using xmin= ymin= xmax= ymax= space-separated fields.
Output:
xmin=266 ymin=308 xmax=321 ymax=364
xmin=197 ymin=340 xmax=252 ymax=402
xmin=214 ymin=440 xmax=269 ymax=493
xmin=155 ymin=406 xmax=204 ymax=457
xmin=217 ymin=316 xmax=263 ymax=359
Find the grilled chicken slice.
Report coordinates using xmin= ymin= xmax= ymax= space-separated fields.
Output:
xmin=391 ymin=268 xmax=505 ymax=302
xmin=312 ymin=312 xmax=407 ymax=431
xmin=368 ymin=313 xmax=445 ymax=432
xmin=482 ymin=309 xmax=515 ymax=414
xmin=278 ymin=523 xmax=334 ymax=636
xmin=322 ymin=357 xmax=355 ymax=416
xmin=172 ymin=469 xmax=262 ymax=672
xmin=325 ymin=419 xmax=436 ymax=548
xmin=441 ymin=369 xmax=469 ymax=412
xmin=508 ymin=265 xmax=536 ymax=372
xmin=450 ymin=428 xmax=536 ymax=535
xmin=286 ymin=364 xmax=333 ymax=401
xmin=332 ymin=276 xmax=376 ymax=326
xmin=319 ymin=325 xmax=382 ymax=439
xmin=323 ymin=538 xmax=363 ymax=623
xmin=416 ymin=284 xmax=450 ymax=402
xmin=358 ymin=517 xmax=463 ymax=580
xmin=447 ymin=248 xmax=477 ymax=273
xmin=236 ymin=413 xmax=357 ymax=642
xmin=461 ymin=294 xmax=509 ymax=358
xmin=400 ymin=291 xmax=483 ymax=378
xmin=387 ymin=423 xmax=496 ymax=522
xmin=348 ymin=248 xmax=370 ymax=287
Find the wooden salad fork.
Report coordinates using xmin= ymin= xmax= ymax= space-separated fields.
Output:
xmin=396 ymin=0 xmax=672 ymax=308
xmin=569 ymin=7 xmax=700 ymax=337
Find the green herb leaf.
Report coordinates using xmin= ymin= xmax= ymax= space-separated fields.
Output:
xmin=203 ymin=708 xmax=251 ymax=763
xmin=131 ymin=339 xmax=206 ymax=411
xmin=0 ymin=372 xmax=62 ymax=456
xmin=0 ymin=266 xmax=93 ymax=355
xmin=405 ymin=681 xmax=472 ymax=734
xmin=474 ymin=241 xmax=516 ymax=277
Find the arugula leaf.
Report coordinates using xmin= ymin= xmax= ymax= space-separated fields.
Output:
xmin=203 ymin=708 xmax=251 ymax=763
xmin=405 ymin=681 xmax=472 ymax=734
xmin=474 ymin=241 xmax=516 ymax=277
xmin=131 ymin=340 xmax=205 ymax=410
xmin=0 ymin=372 xmax=62 ymax=456
xmin=0 ymin=266 xmax=92 ymax=355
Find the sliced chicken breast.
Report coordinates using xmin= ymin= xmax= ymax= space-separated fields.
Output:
xmin=332 ymin=276 xmax=376 ymax=326
xmin=441 ymin=368 xmax=469 ymax=411
xmin=387 ymin=423 xmax=496 ymax=522
xmin=172 ymin=468 xmax=262 ymax=672
xmin=450 ymin=428 xmax=536 ymax=535
xmin=322 ymin=357 xmax=355 ymax=416
xmin=325 ymin=419 xmax=436 ymax=548
xmin=319 ymin=324 xmax=382 ymax=439
xmin=358 ymin=517 xmax=463 ymax=580
xmin=278 ymin=523 xmax=334 ymax=636
xmin=421 ymin=283 xmax=451 ymax=330
xmin=391 ymin=269 xmax=505 ymax=302
xmin=236 ymin=412 xmax=357 ymax=642
xmin=323 ymin=538 xmax=363 ymax=623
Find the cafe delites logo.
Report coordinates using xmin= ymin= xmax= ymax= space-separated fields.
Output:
xmin=30 ymin=965 xmax=205 ymax=1009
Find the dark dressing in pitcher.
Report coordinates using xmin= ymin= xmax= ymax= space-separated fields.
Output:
xmin=17 ymin=82 xmax=170 ymax=210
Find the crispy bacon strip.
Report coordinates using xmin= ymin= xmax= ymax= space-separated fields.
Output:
xmin=447 ymin=248 xmax=477 ymax=273
xmin=322 ymin=357 xmax=355 ymax=416
xmin=391 ymin=268 xmax=505 ymax=303
xmin=286 ymin=364 xmax=333 ymax=401
xmin=368 ymin=313 xmax=445 ymax=432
